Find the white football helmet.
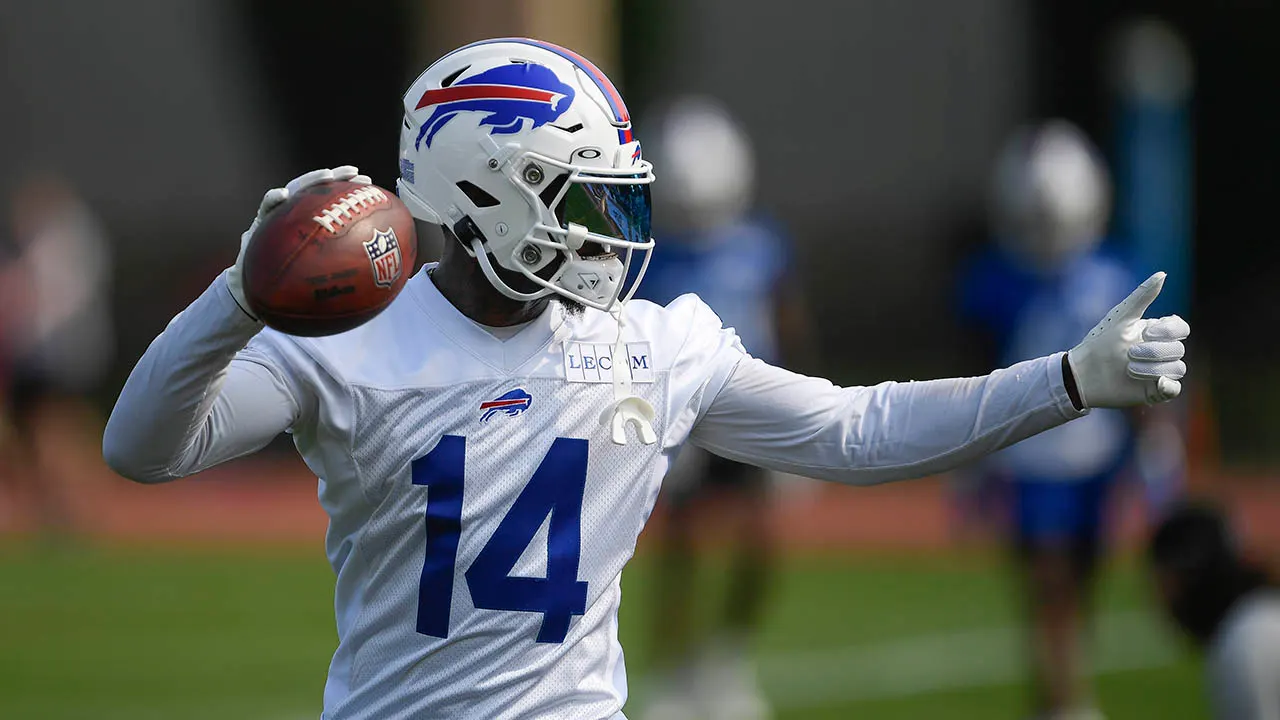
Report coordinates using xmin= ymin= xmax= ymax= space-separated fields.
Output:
xmin=645 ymin=95 xmax=755 ymax=234
xmin=397 ymin=38 xmax=655 ymax=311
xmin=992 ymin=120 xmax=1112 ymax=272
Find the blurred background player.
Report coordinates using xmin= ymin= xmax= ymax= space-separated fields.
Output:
xmin=955 ymin=120 xmax=1182 ymax=720
xmin=637 ymin=96 xmax=812 ymax=720
xmin=0 ymin=174 xmax=114 ymax=540
xmin=1149 ymin=501 xmax=1280 ymax=719
xmin=0 ymin=227 xmax=15 ymax=488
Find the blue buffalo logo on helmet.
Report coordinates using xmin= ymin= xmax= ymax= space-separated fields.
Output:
xmin=479 ymin=388 xmax=533 ymax=422
xmin=414 ymin=63 xmax=575 ymax=150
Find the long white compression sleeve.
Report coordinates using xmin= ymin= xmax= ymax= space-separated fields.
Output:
xmin=690 ymin=352 xmax=1087 ymax=485
xmin=103 ymin=273 xmax=298 ymax=483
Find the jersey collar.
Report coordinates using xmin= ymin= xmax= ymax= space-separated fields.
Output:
xmin=408 ymin=264 xmax=566 ymax=372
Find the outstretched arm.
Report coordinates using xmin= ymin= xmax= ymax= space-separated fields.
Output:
xmin=689 ymin=273 xmax=1188 ymax=485
xmin=102 ymin=273 xmax=297 ymax=483
xmin=691 ymin=352 xmax=1082 ymax=485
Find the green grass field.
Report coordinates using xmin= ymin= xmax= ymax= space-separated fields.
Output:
xmin=0 ymin=544 xmax=1206 ymax=719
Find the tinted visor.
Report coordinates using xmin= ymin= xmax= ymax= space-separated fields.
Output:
xmin=561 ymin=179 xmax=652 ymax=247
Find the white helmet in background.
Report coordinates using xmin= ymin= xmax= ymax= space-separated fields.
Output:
xmin=644 ymin=96 xmax=755 ymax=233
xmin=397 ymin=38 xmax=654 ymax=311
xmin=992 ymin=120 xmax=1111 ymax=272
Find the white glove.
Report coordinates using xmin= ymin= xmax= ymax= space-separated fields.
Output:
xmin=227 ymin=165 xmax=371 ymax=319
xmin=1066 ymin=271 xmax=1189 ymax=408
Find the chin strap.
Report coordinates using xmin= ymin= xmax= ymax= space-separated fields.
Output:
xmin=599 ymin=306 xmax=657 ymax=445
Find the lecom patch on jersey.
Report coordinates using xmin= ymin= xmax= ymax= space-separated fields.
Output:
xmin=563 ymin=342 xmax=654 ymax=383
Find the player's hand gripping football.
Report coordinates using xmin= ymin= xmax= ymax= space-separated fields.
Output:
xmin=1066 ymin=271 xmax=1189 ymax=409
xmin=227 ymin=166 xmax=371 ymax=319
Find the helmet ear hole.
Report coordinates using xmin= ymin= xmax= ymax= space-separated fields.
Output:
xmin=456 ymin=181 xmax=500 ymax=208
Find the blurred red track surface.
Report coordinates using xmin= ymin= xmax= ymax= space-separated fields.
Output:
xmin=3 ymin=452 xmax=1280 ymax=554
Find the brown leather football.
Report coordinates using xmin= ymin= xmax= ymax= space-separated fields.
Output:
xmin=243 ymin=180 xmax=418 ymax=337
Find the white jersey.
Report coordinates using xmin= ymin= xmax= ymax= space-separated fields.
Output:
xmin=239 ymin=268 xmax=737 ymax=719
xmin=104 ymin=265 xmax=1085 ymax=719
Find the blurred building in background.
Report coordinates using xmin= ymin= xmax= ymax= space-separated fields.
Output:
xmin=0 ymin=0 xmax=1276 ymax=468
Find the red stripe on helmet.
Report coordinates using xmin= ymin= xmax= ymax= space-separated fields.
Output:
xmin=457 ymin=38 xmax=631 ymax=124
xmin=416 ymin=84 xmax=558 ymax=111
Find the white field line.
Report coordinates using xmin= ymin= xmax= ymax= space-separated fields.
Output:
xmin=757 ymin=610 xmax=1182 ymax=710
xmin=276 ymin=611 xmax=1183 ymax=718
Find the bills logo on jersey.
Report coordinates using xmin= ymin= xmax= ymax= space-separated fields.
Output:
xmin=363 ymin=228 xmax=403 ymax=288
xmin=479 ymin=388 xmax=533 ymax=422
xmin=414 ymin=63 xmax=575 ymax=149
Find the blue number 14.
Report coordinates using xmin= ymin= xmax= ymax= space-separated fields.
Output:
xmin=411 ymin=436 xmax=589 ymax=643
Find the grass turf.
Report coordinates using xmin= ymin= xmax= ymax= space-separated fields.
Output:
xmin=0 ymin=545 xmax=1205 ymax=719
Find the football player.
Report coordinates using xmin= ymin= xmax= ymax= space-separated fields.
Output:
xmin=1149 ymin=502 xmax=1280 ymax=720
xmin=636 ymin=96 xmax=808 ymax=720
xmin=1 ymin=175 xmax=114 ymax=540
xmin=104 ymin=39 xmax=1190 ymax=720
xmin=957 ymin=121 xmax=1186 ymax=720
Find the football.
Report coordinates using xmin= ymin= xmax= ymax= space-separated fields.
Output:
xmin=243 ymin=180 xmax=417 ymax=337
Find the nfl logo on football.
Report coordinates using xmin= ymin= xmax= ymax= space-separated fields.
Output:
xmin=364 ymin=228 xmax=403 ymax=288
